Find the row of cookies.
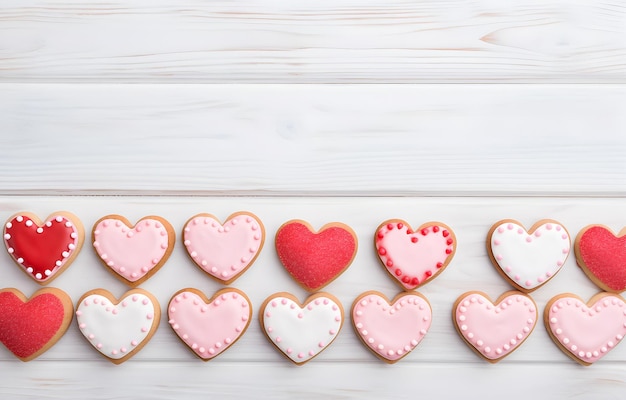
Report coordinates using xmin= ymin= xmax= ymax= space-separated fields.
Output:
xmin=2 ymin=286 xmax=623 ymax=367
xmin=3 ymin=212 xmax=625 ymax=292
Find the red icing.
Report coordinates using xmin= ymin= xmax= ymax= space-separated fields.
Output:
xmin=4 ymin=215 xmax=78 ymax=282
xmin=0 ymin=291 xmax=67 ymax=359
xmin=577 ymin=226 xmax=626 ymax=291
xmin=275 ymin=221 xmax=357 ymax=292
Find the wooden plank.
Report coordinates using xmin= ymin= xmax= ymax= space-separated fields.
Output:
xmin=0 ymin=195 xmax=625 ymax=365
xmin=0 ymin=0 xmax=625 ymax=83
xmin=0 ymin=360 xmax=625 ymax=399
xmin=0 ymin=84 xmax=625 ymax=195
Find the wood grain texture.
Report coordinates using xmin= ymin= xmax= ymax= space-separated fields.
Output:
xmin=1 ymin=196 xmax=626 ymax=399
xmin=1 ymin=83 xmax=625 ymax=195
xmin=0 ymin=0 xmax=625 ymax=83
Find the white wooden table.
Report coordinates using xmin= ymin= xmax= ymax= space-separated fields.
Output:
xmin=1 ymin=1 xmax=625 ymax=398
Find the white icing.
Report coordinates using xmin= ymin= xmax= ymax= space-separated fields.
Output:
xmin=490 ymin=221 xmax=570 ymax=290
xmin=261 ymin=295 xmax=343 ymax=363
xmin=76 ymin=293 xmax=157 ymax=360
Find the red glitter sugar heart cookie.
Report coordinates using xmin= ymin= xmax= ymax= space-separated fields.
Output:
xmin=351 ymin=291 xmax=432 ymax=364
xmin=545 ymin=292 xmax=626 ymax=366
xmin=375 ymin=220 xmax=456 ymax=290
xmin=575 ymin=225 xmax=626 ymax=293
xmin=182 ymin=212 xmax=265 ymax=284
xmin=3 ymin=212 xmax=84 ymax=284
xmin=0 ymin=288 xmax=74 ymax=361
xmin=275 ymin=220 xmax=358 ymax=292
xmin=92 ymin=215 xmax=176 ymax=287
xmin=168 ymin=288 xmax=252 ymax=361
xmin=75 ymin=288 xmax=161 ymax=364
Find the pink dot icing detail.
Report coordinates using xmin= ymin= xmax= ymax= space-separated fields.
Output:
xmin=352 ymin=293 xmax=432 ymax=362
xmin=167 ymin=289 xmax=252 ymax=360
xmin=183 ymin=213 xmax=264 ymax=283
xmin=455 ymin=292 xmax=537 ymax=361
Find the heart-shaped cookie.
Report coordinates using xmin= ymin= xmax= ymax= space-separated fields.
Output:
xmin=182 ymin=212 xmax=265 ymax=284
xmin=260 ymin=292 xmax=344 ymax=365
xmin=351 ymin=291 xmax=432 ymax=363
xmin=275 ymin=220 xmax=357 ymax=292
xmin=575 ymin=225 xmax=626 ymax=292
xmin=76 ymin=289 xmax=160 ymax=364
xmin=168 ymin=288 xmax=252 ymax=361
xmin=0 ymin=288 xmax=73 ymax=361
xmin=453 ymin=291 xmax=537 ymax=363
xmin=487 ymin=219 xmax=571 ymax=292
xmin=545 ymin=293 xmax=626 ymax=365
xmin=375 ymin=220 xmax=455 ymax=290
xmin=92 ymin=215 xmax=175 ymax=286
xmin=3 ymin=212 xmax=84 ymax=284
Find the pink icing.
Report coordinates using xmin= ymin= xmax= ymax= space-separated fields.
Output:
xmin=168 ymin=289 xmax=251 ymax=360
xmin=183 ymin=213 xmax=264 ymax=283
xmin=93 ymin=218 xmax=171 ymax=283
xmin=547 ymin=294 xmax=626 ymax=364
xmin=376 ymin=221 xmax=454 ymax=290
xmin=455 ymin=292 xmax=537 ymax=361
xmin=352 ymin=292 xmax=431 ymax=362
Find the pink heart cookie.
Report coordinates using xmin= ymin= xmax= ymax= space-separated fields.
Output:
xmin=92 ymin=215 xmax=175 ymax=287
xmin=375 ymin=220 xmax=456 ymax=290
xmin=488 ymin=219 xmax=571 ymax=292
xmin=168 ymin=288 xmax=252 ymax=361
xmin=545 ymin=293 xmax=626 ymax=365
xmin=182 ymin=212 xmax=265 ymax=284
xmin=260 ymin=292 xmax=344 ymax=365
xmin=453 ymin=291 xmax=537 ymax=363
xmin=351 ymin=291 xmax=432 ymax=363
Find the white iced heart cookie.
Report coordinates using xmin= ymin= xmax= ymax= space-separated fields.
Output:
xmin=76 ymin=289 xmax=160 ymax=364
xmin=260 ymin=292 xmax=344 ymax=365
xmin=488 ymin=219 xmax=571 ymax=292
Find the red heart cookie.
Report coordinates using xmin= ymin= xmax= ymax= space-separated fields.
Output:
xmin=3 ymin=212 xmax=84 ymax=284
xmin=92 ymin=215 xmax=176 ymax=287
xmin=375 ymin=220 xmax=456 ymax=290
xmin=0 ymin=288 xmax=74 ymax=361
xmin=275 ymin=220 xmax=358 ymax=292
xmin=575 ymin=225 xmax=626 ymax=293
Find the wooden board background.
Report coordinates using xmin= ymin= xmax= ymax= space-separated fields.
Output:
xmin=1 ymin=0 xmax=626 ymax=398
